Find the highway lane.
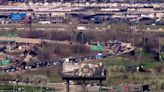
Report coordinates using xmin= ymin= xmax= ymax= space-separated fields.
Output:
xmin=1 ymin=23 xmax=164 ymax=32
xmin=0 ymin=37 xmax=135 ymax=72
xmin=1 ymin=42 xmax=134 ymax=73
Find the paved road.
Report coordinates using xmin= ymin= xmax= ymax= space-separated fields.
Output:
xmin=0 ymin=37 xmax=135 ymax=92
xmin=0 ymin=37 xmax=135 ymax=74
xmin=0 ymin=37 xmax=75 ymax=45
xmin=1 ymin=24 xmax=164 ymax=32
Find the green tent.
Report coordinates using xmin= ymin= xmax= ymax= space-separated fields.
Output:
xmin=90 ymin=45 xmax=104 ymax=51
xmin=1 ymin=59 xmax=10 ymax=65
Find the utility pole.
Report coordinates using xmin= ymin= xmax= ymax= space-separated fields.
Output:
xmin=15 ymin=79 xmax=18 ymax=92
xmin=27 ymin=16 xmax=32 ymax=31
xmin=66 ymin=80 xmax=70 ymax=92
xmin=158 ymin=36 xmax=161 ymax=61
xmin=99 ymin=80 xmax=102 ymax=92
xmin=81 ymin=32 xmax=84 ymax=44
xmin=71 ymin=23 xmax=76 ymax=42
xmin=82 ymin=80 xmax=86 ymax=92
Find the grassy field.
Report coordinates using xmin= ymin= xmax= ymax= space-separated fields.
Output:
xmin=0 ymin=84 xmax=58 ymax=92
xmin=0 ymin=84 xmax=40 ymax=92
xmin=96 ymin=48 xmax=164 ymax=69
xmin=99 ymin=56 xmax=164 ymax=69
xmin=91 ymin=48 xmax=164 ymax=91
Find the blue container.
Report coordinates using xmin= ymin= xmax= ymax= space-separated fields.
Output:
xmin=10 ymin=13 xmax=26 ymax=22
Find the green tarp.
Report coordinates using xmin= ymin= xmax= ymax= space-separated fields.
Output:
xmin=1 ymin=59 xmax=10 ymax=65
xmin=90 ymin=45 xmax=104 ymax=51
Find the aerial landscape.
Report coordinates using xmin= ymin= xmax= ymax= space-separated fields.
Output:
xmin=0 ymin=0 xmax=163 ymax=92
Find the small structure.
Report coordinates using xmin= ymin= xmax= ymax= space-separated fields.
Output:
xmin=62 ymin=62 xmax=106 ymax=92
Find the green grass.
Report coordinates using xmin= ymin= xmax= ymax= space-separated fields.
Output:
xmin=48 ymin=76 xmax=63 ymax=83
xmin=0 ymin=84 xmax=13 ymax=90
xmin=115 ymin=57 xmax=162 ymax=68
xmin=100 ymin=53 xmax=164 ymax=90
xmin=102 ymin=56 xmax=164 ymax=69
xmin=92 ymin=48 xmax=164 ymax=69
xmin=0 ymin=84 xmax=43 ymax=92
xmin=102 ymin=57 xmax=135 ymax=67
xmin=24 ymin=86 xmax=41 ymax=92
